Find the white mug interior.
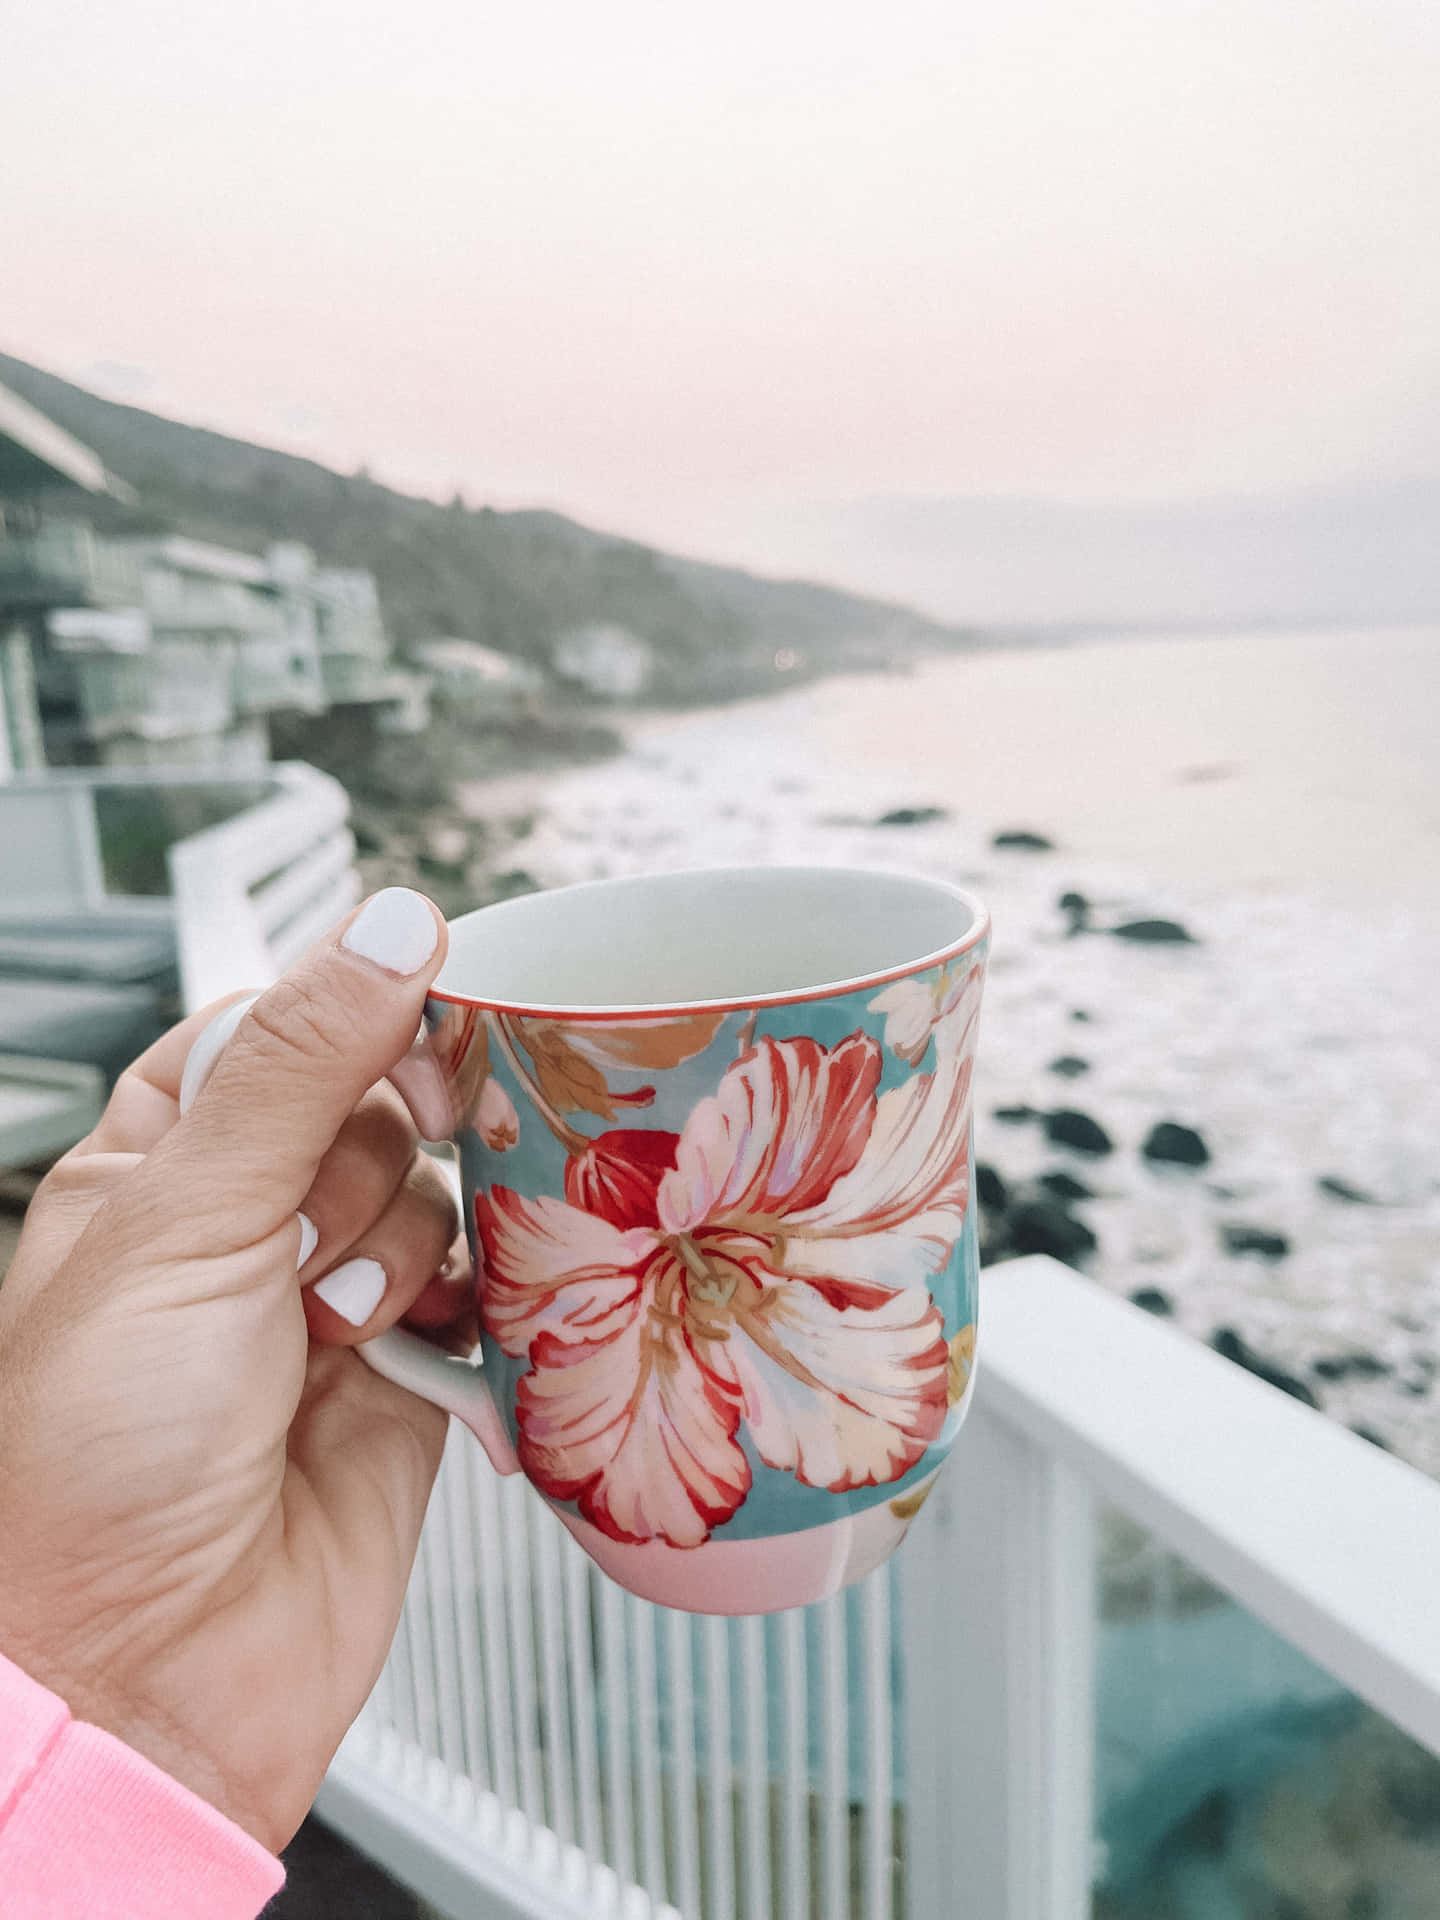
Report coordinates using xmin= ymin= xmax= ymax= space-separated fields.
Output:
xmin=435 ymin=865 xmax=984 ymax=1012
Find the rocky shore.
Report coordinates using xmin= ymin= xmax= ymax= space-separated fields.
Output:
xmin=453 ymin=675 xmax=1440 ymax=1480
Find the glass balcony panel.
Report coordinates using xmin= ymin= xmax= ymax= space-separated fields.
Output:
xmin=0 ymin=524 xmax=144 ymax=606
xmin=93 ymin=779 xmax=275 ymax=895
xmin=1094 ymin=1503 xmax=1440 ymax=1919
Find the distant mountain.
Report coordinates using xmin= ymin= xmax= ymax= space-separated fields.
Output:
xmin=742 ymin=484 xmax=1440 ymax=628
xmin=0 ymin=352 xmax=966 ymax=700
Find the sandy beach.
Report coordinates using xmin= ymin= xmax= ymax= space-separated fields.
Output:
xmin=462 ymin=622 xmax=1440 ymax=1474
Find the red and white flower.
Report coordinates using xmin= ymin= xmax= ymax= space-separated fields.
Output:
xmin=476 ymin=1026 xmax=975 ymax=1548
xmin=869 ymin=959 xmax=984 ymax=1067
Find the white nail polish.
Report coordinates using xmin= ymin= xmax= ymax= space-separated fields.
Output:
xmin=341 ymin=889 xmax=438 ymax=977
xmin=313 ymin=1257 xmax=388 ymax=1326
xmin=178 ymin=993 xmax=262 ymax=1116
xmin=296 ymin=1212 xmax=319 ymax=1268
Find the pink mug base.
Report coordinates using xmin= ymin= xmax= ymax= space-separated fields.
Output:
xmin=549 ymin=1461 xmax=953 ymax=1616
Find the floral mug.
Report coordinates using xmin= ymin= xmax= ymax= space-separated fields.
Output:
xmin=365 ymin=864 xmax=988 ymax=1616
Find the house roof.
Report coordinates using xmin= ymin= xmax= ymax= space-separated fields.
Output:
xmin=0 ymin=380 xmax=134 ymax=501
xmin=127 ymin=534 xmax=270 ymax=583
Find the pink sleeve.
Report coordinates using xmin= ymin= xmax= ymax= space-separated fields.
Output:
xmin=0 ymin=1650 xmax=285 ymax=1919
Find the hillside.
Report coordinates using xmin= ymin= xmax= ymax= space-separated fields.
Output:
xmin=0 ymin=353 xmax=966 ymax=701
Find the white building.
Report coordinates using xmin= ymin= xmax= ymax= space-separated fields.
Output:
xmin=412 ymin=637 xmax=544 ymax=717
xmin=552 ymin=621 xmax=653 ymax=699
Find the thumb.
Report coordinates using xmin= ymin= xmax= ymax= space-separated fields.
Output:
xmin=147 ymin=888 xmax=448 ymax=1247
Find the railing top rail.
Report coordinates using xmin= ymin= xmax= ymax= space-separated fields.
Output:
xmin=980 ymin=1257 xmax=1440 ymax=1758
xmin=3 ymin=764 xmax=284 ymax=794
xmin=165 ymin=764 xmax=352 ymax=1010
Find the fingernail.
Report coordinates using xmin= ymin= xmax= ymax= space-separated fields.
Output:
xmin=313 ymin=1257 xmax=388 ymax=1326
xmin=341 ymin=889 xmax=438 ymax=978
xmin=178 ymin=992 xmax=262 ymax=1116
xmin=296 ymin=1212 xmax=319 ymax=1268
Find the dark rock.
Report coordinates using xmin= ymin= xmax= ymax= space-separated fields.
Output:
xmin=1220 ymin=1224 xmax=1291 ymax=1260
xmin=1008 ymin=1200 xmax=1097 ymax=1267
xmin=416 ymin=851 xmax=468 ymax=882
xmin=1112 ymin=918 xmax=1198 ymax=944
xmin=975 ymin=1163 xmax=1009 ymax=1211
xmin=1058 ymin=890 xmax=1091 ymax=935
xmin=1069 ymin=1007 xmax=1093 ymax=1022
xmin=1048 ymin=1054 xmax=1090 ymax=1079
xmin=1350 ymin=1425 xmax=1391 ymax=1452
xmin=1210 ymin=1327 xmax=1319 ymax=1407
xmin=978 ymin=1223 xmax=1011 ymax=1267
xmin=1385 ymin=1753 xmax=1440 ymax=1834
xmin=992 ymin=829 xmax=1054 ymax=851
xmin=876 ymin=805 xmax=949 ymax=828
xmin=1130 ymin=1287 xmax=1174 ymax=1317
xmin=1171 ymin=1788 xmax=1235 ymax=1861
xmin=1044 ymin=1109 xmax=1114 ymax=1155
xmin=1143 ymin=1121 xmax=1211 ymax=1168
xmin=993 ymin=1104 xmax=1042 ymax=1125
xmin=350 ymin=818 xmax=386 ymax=855
xmin=1312 ymin=1352 xmax=1393 ymax=1382
xmin=1350 ymin=1353 xmax=1394 ymax=1379
xmin=1038 ymin=1169 xmax=1095 ymax=1201
xmin=1317 ymin=1175 xmax=1380 ymax=1205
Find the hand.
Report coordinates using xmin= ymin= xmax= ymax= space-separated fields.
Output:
xmin=0 ymin=889 xmax=467 ymax=1853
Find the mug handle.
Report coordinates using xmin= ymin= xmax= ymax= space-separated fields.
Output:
xmin=178 ymin=996 xmax=521 ymax=1477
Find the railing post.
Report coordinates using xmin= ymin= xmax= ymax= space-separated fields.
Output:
xmin=1 ymin=622 xmax=46 ymax=773
xmin=900 ymin=1397 xmax=1095 ymax=1920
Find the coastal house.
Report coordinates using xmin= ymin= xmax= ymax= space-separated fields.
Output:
xmin=552 ymin=620 xmax=653 ymax=699
xmin=0 ymin=383 xmax=364 ymax=1167
xmin=32 ymin=535 xmax=429 ymax=768
xmin=0 ymin=378 xmax=136 ymax=774
xmin=413 ymin=636 xmax=545 ymax=719
xmin=0 ymin=375 xmax=425 ymax=773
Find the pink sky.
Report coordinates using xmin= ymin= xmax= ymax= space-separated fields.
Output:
xmin=4 ymin=0 xmax=1438 ymax=567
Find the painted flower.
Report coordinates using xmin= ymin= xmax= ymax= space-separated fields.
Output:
xmin=946 ymin=1323 xmax=976 ymax=1406
xmin=475 ymin=1073 xmax=521 ymax=1151
xmin=476 ymin=1027 xmax=975 ymax=1547
xmin=504 ymin=1010 xmax=727 ymax=1123
xmin=869 ymin=959 xmax=983 ymax=1067
xmin=431 ymin=1005 xmax=521 ymax=1150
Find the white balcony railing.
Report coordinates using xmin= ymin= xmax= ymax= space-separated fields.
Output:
xmin=73 ymin=642 xmax=236 ymax=741
xmin=0 ymin=522 xmax=146 ymax=607
xmin=313 ymin=1255 xmax=1440 ymax=1920
xmin=163 ymin=764 xmax=358 ymax=1007
xmin=0 ymin=763 xmax=358 ymax=1012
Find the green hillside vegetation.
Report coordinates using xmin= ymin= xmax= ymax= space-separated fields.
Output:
xmin=0 ymin=352 xmax=968 ymax=702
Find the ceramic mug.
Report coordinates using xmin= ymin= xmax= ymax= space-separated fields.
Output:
xmin=375 ymin=865 xmax=988 ymax=1614
xmin=192 ymin=866 xmax=988 ymax=1614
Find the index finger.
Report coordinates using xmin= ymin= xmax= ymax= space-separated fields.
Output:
xmin=77 ymin=990 xmax=259 ymax=1158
